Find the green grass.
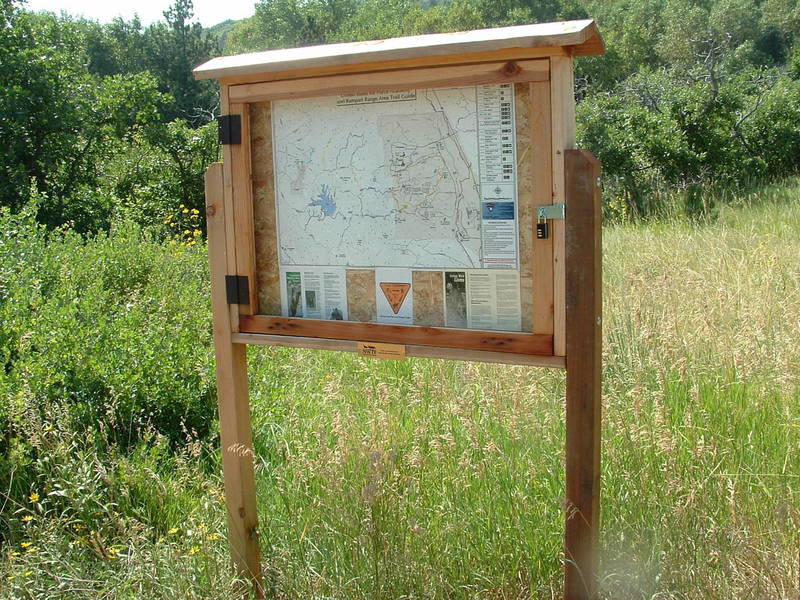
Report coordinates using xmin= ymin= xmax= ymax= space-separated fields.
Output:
xmin=1 ymin=180 xmax=799 ymax=598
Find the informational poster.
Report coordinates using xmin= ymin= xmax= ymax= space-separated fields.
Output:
xmin=280 ymin=267 xmax=348 ymax=321
xmin=444 ymin=269 xmax=521 ymax=332
xmin=444 ymin=271 xmax=468 ymax=328
xmin=464 ymin=270 xmax=521 ymax=331
xmin=270 ymin=83 xmax=523 ymax=332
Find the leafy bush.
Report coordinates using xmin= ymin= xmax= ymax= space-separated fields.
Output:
xmin=104 ymin=119 xmax=219 ymax=235
xmin=577 ymin=67 xmax=800 ymax=217
xmin=0 ymin=204 xmax=216 ymax=461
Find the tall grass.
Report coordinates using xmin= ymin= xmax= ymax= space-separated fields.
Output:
xmin=243 ymin=180 xmax=800 ymax=599
xmin=1 ymin=180 xmax=799 ymax=598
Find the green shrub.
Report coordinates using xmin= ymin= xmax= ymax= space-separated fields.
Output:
xmin=0 ymin=204 xmax=216 ymax=456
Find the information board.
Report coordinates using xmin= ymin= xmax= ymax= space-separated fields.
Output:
xmin=271 ymin=83 xmax=523 ymax=332
xmin=245 ymin=80 xmax=556 ymax=343
xmin=197 ymin=18 xmax=605 ymax=600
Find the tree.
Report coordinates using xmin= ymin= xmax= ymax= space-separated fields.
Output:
xmin=142 ymin=0 xmax=219 ymax=123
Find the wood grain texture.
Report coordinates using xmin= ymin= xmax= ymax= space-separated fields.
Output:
xmin=219 ymin=85 xmax=241 ymax=331
xmin=239 ymin=315 xmax=553 ymax=356
xmin=346 ymin=269 xmax=377 ymax=322
xmin=218 ymin=47 xmax=569 ymax=86
xmin=229 ymin=102 xmax=258 ymax=313
xmin=204 ymin=163 xmax=263 ymax=596
xmin=195 ymin=20 xmax=603 ymax=80
xmin=412 ymin=270 xmax=444 ymax=327
xmin=229 ymin=59 xmax=548 ymax=103
xmin=250 ymin=102 xmax=281 ymax=316
xmin=233 ymin=332 xmax=565 ymax=368
xmin=530 ymin=80 xmax=555 ymax=335
xmin=549 ymin=56 xmax=575 ymax=356
xmin=564 ymin=150 xmax=602 ymax=600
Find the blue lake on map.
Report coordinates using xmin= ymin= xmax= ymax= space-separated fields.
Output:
xmin=308 ymin=184 xmax=337 ymax=217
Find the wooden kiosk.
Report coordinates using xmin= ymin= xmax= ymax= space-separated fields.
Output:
xmin=195 ymin=19 xmax=604 ymax=600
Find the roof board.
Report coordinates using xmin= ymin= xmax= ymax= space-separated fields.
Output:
xmin=194 ymin=19 xmax=604 ymax=81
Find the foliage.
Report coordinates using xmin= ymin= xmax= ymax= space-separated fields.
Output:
xmin=0 ymin=205 xmax=217 ymax=458
xmin=1 ymin=184 xmax=799 ymax=597
xmin=80 ymin=1 xmax=218 ymax=124
xmin=0 ymin=1 xmax=220 ymax=232
xmin=578 ymin=66 xmax=800 ymax=216
xmin=105 ymin=119 xmax=220 ymax=232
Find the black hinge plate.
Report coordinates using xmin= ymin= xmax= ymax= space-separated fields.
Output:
xmin=218 ymin=114 xmax=241 ymax=145
xmin=225 ymin=275 xmax=250 ymax=305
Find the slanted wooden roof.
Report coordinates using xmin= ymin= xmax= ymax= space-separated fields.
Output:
xmin=194 ymin=19 xmax=604 ymax=82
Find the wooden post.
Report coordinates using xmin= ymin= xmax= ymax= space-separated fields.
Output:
xmin=205 ymin=163 xmax=264 ymax=597
xmin=564 ymin=150 xmax=602 ymax=600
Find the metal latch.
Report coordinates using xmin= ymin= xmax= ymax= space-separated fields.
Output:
xmin=537 ymin=203 xmax=566 ymax=220
xmin=536 ymin=203 xmax=565 ymax=239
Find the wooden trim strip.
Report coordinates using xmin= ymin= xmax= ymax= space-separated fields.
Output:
xmin=239 ymin=315 xmax=553 ymax=356
xmin=530 ymin=79 xmax=554 ymax=335
xmin=229 ymin=102 xmax=259 ymax=313
xmin=549 ymin=56 xmax=575 ymax=356
xmin=218 ymin=47 xmax=568 ymax=86
xmin=219 ymin=85 xmax=241 ymax=332
xmin=229 ymin=59 xmax=548 ymax=103
xmin=232 ymin=333 xmax=564 ymax=368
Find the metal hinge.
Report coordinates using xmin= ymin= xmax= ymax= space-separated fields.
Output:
xmin=537 ymin=203 xmax=566 ymax=220
xmin=225 ymin=275 xmax=250 ymax=306
xmin=218 ymin=114 xmax=241 ymax=145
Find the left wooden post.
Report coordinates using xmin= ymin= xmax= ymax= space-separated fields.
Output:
xmin=205 ymin=162 xmax=264 ymax=597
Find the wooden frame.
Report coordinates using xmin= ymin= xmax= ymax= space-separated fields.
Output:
xmin=198 ymin=19 xmax=603 ymax=600
xmin=220 ymin=60 xmax=562 ymax=363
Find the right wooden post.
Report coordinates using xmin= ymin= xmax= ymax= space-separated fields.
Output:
xmin=564 ymin=149 xmax=602 ymax=600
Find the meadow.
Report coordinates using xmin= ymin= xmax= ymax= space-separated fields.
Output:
xmin=1 ymin=180 xmax=798 ymax=599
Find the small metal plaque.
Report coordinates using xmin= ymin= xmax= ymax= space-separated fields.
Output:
xmin=536 ymin=203 xmax=566 ymax=220
xmin=358 ymin=342 xmax=406 ymax=360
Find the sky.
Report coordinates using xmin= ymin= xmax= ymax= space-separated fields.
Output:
xmin=22 ymin=0 xmax=256 ymax=27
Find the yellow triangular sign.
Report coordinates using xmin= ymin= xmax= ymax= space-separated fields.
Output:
xmin=379 ymin=282 xmax=411 ymax=314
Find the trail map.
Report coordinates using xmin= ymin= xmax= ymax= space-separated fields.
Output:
xmin=272 ymin=84 xmax=518 ymax=270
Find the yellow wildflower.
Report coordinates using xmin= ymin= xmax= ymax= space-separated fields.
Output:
xmin=188 ymin=546 xmax=200 ymax=555
xmin=24 ymin=571 xmax=33 ymax=577
xmin=29 ymin=493 xmax=39 ymax=503
xmin=191 ymin=208 xmax=200 ymax=215
xmin=21 ymin=515 xmax=34 ymax=522
xmin=193 ymin=229 xmax=201 ymax=236
xmin=20 ymin=542 xmax=32 ymax=548
xmin=179 ymin=204 xmax=185 ymax=209
xmin=168 ymin=528 xmax=179 ymax=535
xmin=206 ymin=534 xmax=220 ymax=541
xmin=43 ymin=425 xmax=53 ymax=432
